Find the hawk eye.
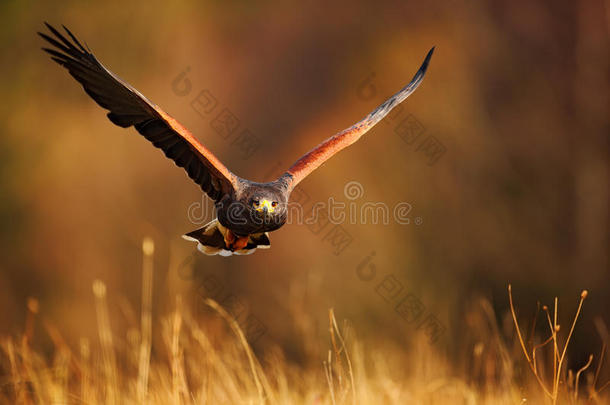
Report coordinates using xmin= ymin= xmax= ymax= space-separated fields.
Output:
xmin=252 ymin=199 xmax=260 ymax=207
xmin=271 ymin=201 xmax=278 ymax=207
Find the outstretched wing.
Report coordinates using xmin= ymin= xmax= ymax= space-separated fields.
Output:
xmin=39 ymin=23 xmax=239 ymax=201
xmin=282 ymin=47 xmax=434 ymax=189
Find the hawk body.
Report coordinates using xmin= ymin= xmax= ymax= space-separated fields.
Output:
xmin=39 ymin=23 xmax=433 ymax=256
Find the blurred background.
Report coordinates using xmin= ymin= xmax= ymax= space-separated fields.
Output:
xmin=0 ymin=0 xmax=608 ymax=379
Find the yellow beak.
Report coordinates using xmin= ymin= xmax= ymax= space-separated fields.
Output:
xmin=256 ymin=199 xmax=274 ymax=214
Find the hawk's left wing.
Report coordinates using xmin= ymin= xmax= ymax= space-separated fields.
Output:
xmin=281 ymin=47 xmax=434 ymax=189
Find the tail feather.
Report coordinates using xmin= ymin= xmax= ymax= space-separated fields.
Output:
xmin=182 ymin=219 xmax=270 ymax=256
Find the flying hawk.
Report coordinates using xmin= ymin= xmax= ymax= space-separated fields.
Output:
xmin=39 ymin=23 xmax=434 ymax=256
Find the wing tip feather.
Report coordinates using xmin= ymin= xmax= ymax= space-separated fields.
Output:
xmin=413 ymin=46 xmax=435 ymax=81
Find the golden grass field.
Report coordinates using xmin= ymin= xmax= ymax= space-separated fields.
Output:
xmin=1 ymin=2 xmax=608 ymax=405
xmin=1 ymin=239 xmax=608 ymax=405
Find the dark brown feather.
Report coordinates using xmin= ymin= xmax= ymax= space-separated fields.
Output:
xmin=39 ymin=23 xmax=239 ymax=201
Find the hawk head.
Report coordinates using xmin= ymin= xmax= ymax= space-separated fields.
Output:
xmin=244 ymin=186 xmax=287 ymax=224
xmin=216 ymin=181 xmax=289 ymax=234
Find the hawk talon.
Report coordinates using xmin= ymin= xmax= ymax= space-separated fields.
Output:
xmin=224 ymin=229 xmax=249 ymax=251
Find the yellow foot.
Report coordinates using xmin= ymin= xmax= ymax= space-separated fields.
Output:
xmin=224 ymin=229 xmax=250 ymax=251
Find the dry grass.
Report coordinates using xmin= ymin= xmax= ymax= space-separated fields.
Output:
xmin=509 ymin=286 xmax=609 ymax=404
xmin=0 ymin=240 xmax=608 ymax=405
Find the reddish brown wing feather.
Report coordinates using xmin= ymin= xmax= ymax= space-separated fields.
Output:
xmin=154 ymin=109 xmax=238 ymax=194
xmin=39 ymin=23 xmax=238 ymax=201
xmin=283 ymin=48 xmax=434 ymax=189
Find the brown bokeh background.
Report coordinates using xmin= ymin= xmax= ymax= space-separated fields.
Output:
xmin=0 ymin=0 xmax=608 ymax=373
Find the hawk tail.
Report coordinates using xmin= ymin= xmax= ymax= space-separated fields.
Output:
xmin=182 ymin=219 xmax=270 ymax=256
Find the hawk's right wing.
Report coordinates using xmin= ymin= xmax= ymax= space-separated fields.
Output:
xmin=39 ymin=23 xmax=239 ymax=201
